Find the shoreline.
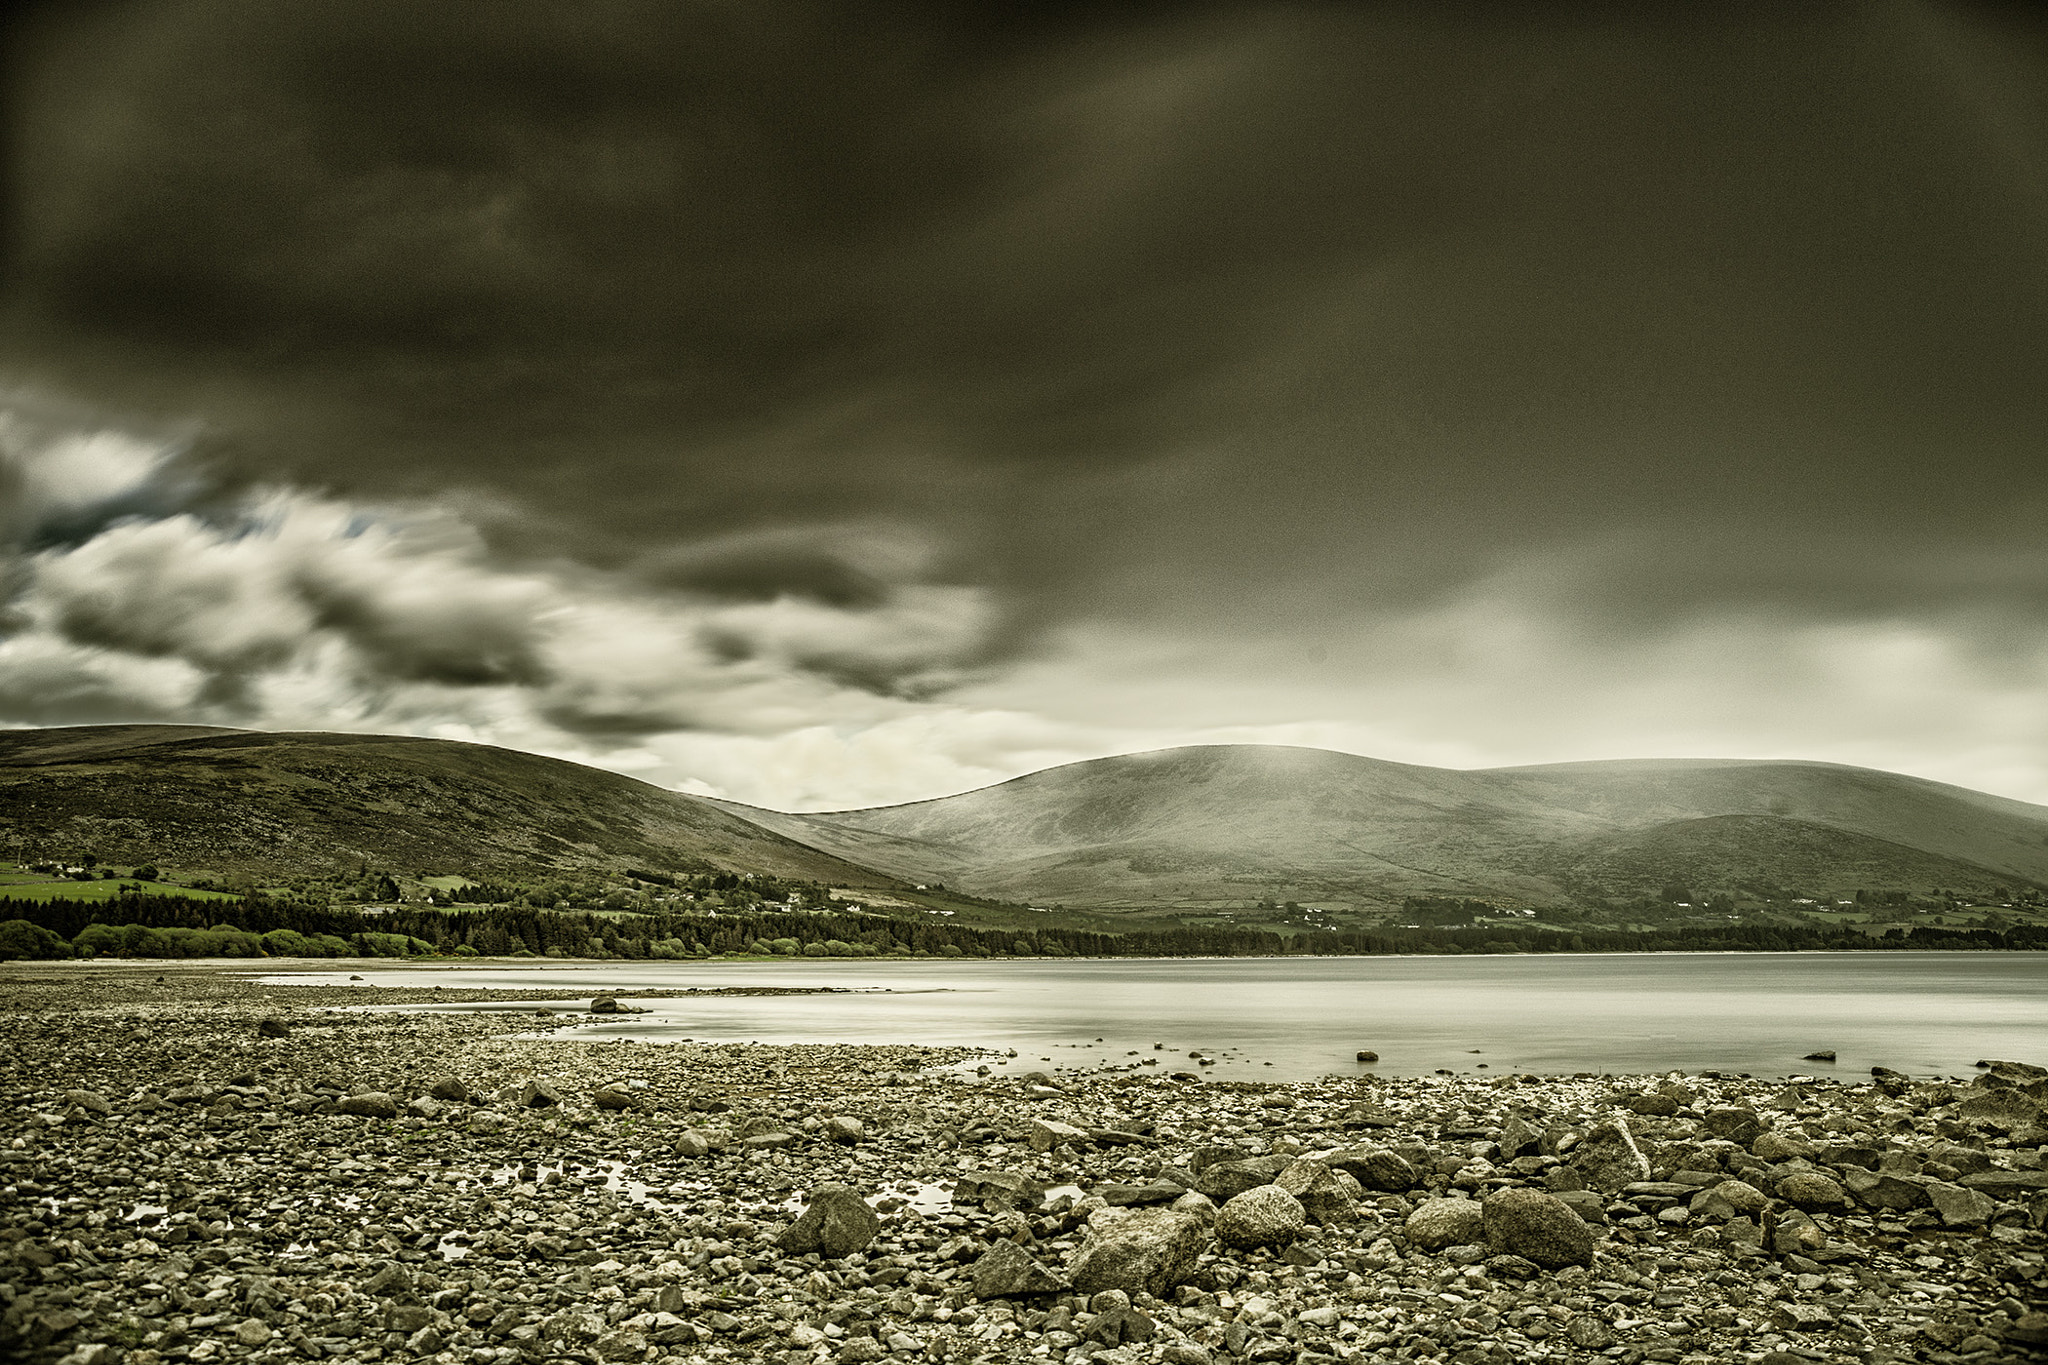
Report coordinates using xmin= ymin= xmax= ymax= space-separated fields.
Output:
xmin=2 ymin=963 xmax=2043 ymax=1365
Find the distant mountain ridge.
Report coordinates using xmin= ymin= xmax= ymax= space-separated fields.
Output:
xmin=711 ymin=744 xmax=2048 ymax=908
xmin=0 ymin=725 xmax=899 ymax=885
xmin=4 ymin=727 xmax=2045 ymax=910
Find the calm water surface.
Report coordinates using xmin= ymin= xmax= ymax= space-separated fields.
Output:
xmin=265 ymin=952 xmax=2048 ymax=1081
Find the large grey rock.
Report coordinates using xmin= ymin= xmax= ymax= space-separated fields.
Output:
xmin=1325 ymin=1146 xmax=1417 ymax=1193
xmin=338 ymin=1092 xmax=398 ymax=1119
xmin=591 ymin=1086 xmax=638 ymax=1112
xmin=1571 ymin=1119 xmax=1651 ymax=1192
xmin=1066 ymin=1208 xmax=1212 ymax=1297
xmin=1215 ymin=1185 xmax=1306 ymax=1249
xmin=428 ymin=1076 xmax=469 ymax=1103
xmin=1195 ymin=1157 xmax=1287 ymax=1202
xmin=1689 ymin=1179 xmax=1768 ymax=1221
xmin=1925 ymin=1181 xmax=1996 ymax=1227
xmin=776 ymin=1184 xmax=880 ymax=1259
xmin=1405 ymin=1197 xmax=1486 ymax=1251
xmin=1028 ymin=1119 xmax=1090 ymax=1152
xmin=970 ymin=1241 xmax=1069 ymax=1298
xmin=1702 ymin=1106 xmax=1765 ymax=1145
xmin=1776 ymin=1170 xmax=1850 ymax=1210
xmin=954 ymin=1170 xmax=1044 ymax=1210
xmin=1842 ymin=1169 xmax=1930 ymax=1211
xmin=520 ymin=1081 xmax=564 ymax=1109
xmin=1275 ymin=1158 xmax=1355 ymax=1225
xmin=1482 ymin=1188 xmax=1595 ymax=1269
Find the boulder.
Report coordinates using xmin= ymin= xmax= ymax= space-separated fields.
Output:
xmin=954 ymin=1170 xmax=1044 ymax=1210
xmin=776 ymin=1184 xmax=880 ymax=1259
xmin=1775 ymin=1171 xmax=1850 ymax=1211
xmin=1405 ymin=1197 xmax=1486 ymax=1252
xmin=428 ymin=1076 xmax=469 ymax=1103
xmin=970 ymin=1241 xmax=1069 ymax=1299
xmin=825 ymin=1116 xmax=865 ymax=1144
xmin=1196 ymin=1157 xmax=1287 ymax=1202
xmin=1841 ymin=1169 xmax=1930 ymax=1211
xmin=1066 ymin=1208 xmax=1212 ymax=1297
xmin=1925 ymin=1181 xmax=1996 ymax=1228
xmin=591 ymin=1087 xmax=638 ymax=1112
xmin=520 ymin=1081 xmax=564 ymax=1109
xmin=338 ymin=1092 xmax=398 ymax=1120
xmin=1275 ymin=1158 xmax=1356 ymax=1225
xmin=1482 ymin=1187 xmax=1595 ymax=1269
xmin=1325 ymin=1146 xmax=1417 ymax=1193
xmin=1215 ymin=1185 xmax=1306 ymax=1249
xmin=590 ymin=996 xmax=624 ymax=1014
xmin=1689 ymin=1179 xmax=1768 ymax=1221
xmin=1028 ymin=1118 xmax=1091 ymax=1152
xmin=675 ymin=1129 xmax=712 ymax=1158
xmin=1571 ymin=1119 xmax=1651 ymax=1192
xmin=1752 ymin=1130 xmax=1815 ymax=1162
xmin=1497 ymin=1116 xmax=1545 ymax=1159
xmin=255 ymin=1018 xmax=290 ymax=1040
xmin=1702 ymin=1107 xmax=1765 ymax=1145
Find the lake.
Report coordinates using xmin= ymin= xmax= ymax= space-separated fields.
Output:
xmin=264 ymin=951 xmax=2048 ymax=1082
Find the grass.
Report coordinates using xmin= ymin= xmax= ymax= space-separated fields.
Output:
xmin=0 ymin=863 xmax=241 ymax=904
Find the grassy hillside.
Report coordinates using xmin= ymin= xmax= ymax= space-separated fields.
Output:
xmin=716 ymin=744 xmax=2048 ymax=911
xmin=0 ymin=726 xmax=900 ymax=886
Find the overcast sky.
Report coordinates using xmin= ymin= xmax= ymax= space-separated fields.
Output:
xmin=4 ymin=0 xmax=2048 ymax=810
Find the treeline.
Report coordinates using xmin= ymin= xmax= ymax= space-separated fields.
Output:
xmin=1 ymin=891 xmax=2043 ymax=962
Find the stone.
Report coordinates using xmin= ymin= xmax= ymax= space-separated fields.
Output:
xmin=1770 ymin=1303 xmax=1838 ymax=1333
xmin=1752 ymin=1130 xmax=1816 ymax=1162
xmin=1702 ymin=1106 xmax=1764 ymax=1145
xmin=1196 ymin=1156 xmax=1287 ymax=1201
xmin=1085 ymin=1308 xmax=1157 ymax=1346
xmin=591 ymin=1086 xmax=637 ymax=1111
xmin=520 ymin=1081 xmax=563 ymax=1109
xmin=1552 ymin=1189 xmax=1607 ymax=1224
xmin=1028 ymin=1118 xmax=1090 ymax=1152
xmin=1324 ymin=1146 xmax=1417 ymax=1193
xmin=1565 ymin=1316 xmax=1615 ymax=1349
xmin=1481 ymin=1187 xmax=1595 ymax=1269
xmin=1405 ymin=1197 xmax=1486 ymax=1252
xmin=1355 ymin=1050 xmax=1378 ymax=1062
xmin=1215 ymin=1185 xmax=1306 ymax=1249
xmin=970 ymin=1240 xmax=1070 ymax=1298
xmin=954 ymin=1169 xmax=1045 ymax=1209
xmin=1572 ymin=1118 xmax=1651 ymax=1192
xmin=1497 ymin=1116 xmax=1544 ymax=1158
xmin=256 ymin=1017 xmax=290 ymax=1039
xmin=1621 ymin=1091 xmax=1680 ymax=1117
xmin=590 ymin=995 xmax=623 ymax=1014
xmin=1275 ymin=1158 xmax=1356 ymax=1225
xmin=1689 ymin=1179 xmax=1768 ymax=1221
xmin=1925 ymin=1180 xmax=1997 ymax=1227
xmin=337 ymin=1092 xmax=398 ymax=1119
xmin=428 ymin=1076 xmax=469 ymax=1102
xmin=1066 ymin=1207 xmax=1212 ymax=1297
xmin=825 ymin=1115 xmax=864 ymax=1143
xmin=1776 ymin=1171 xmax=1850 ymax=1210
xmin=1802 ymin=1049 xmax=1836 ymax=1062
xmin=234 ymin=1319 xmax=272 ymax=1347
xmin=777 ymin=1183 xmax=880 ymax=1258
xmin=1842 ymin=1168 xmax=1930 ymax=1211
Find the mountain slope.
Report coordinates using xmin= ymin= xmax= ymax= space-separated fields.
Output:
xmin=714 ymin=745 xmax=2048 ymax=908
xmin=0 ymin=725 xmax=899 ymax=885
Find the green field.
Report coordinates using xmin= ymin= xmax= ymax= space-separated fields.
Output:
xmin=0 ymin=865 xmax=241 ymax=904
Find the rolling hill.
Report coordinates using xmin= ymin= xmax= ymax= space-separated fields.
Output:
xmin=713 ymin=744 xmax=2048 ymax=909
xmin=0 ymin=725 xmax=900 ymax=885
xmin=6 ymin=728 xmax=2046 ymax=912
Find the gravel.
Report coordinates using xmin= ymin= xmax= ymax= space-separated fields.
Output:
xmin=2 ymin=962 xmax=2044 ymax=1365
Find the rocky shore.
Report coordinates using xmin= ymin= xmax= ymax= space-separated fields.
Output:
xmin=2 ymin=964 xmax=2044 ymax=1365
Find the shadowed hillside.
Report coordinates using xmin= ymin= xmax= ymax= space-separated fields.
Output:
xmin=0 ymin=726 xmax=899 ymax=884
xmin=714 ymin=745 xmax=2048 ymax=909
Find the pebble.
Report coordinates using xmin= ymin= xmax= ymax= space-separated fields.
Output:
xmin=0 ymin=962 xmax=2042 ymax=1365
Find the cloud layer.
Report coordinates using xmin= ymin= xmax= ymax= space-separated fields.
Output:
xmin=3 ymin=3 xmax=2048 ymax=808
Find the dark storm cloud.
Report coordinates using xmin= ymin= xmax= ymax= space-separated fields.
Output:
xmin=5 ymin=0 xmax=2048 ymax=671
